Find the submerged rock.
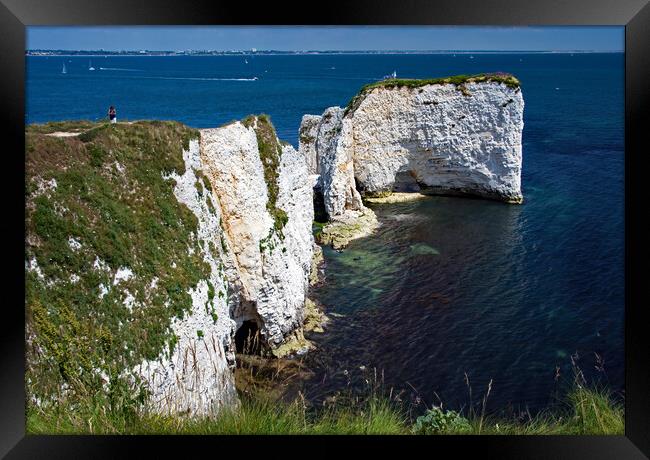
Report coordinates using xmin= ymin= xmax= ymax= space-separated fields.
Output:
xmin=316 ymin=208 xmax=379 ymax=251
xmin=410 ymin=243 xmax=440 ymax=256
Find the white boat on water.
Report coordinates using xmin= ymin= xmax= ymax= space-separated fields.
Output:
xmin=382 ymin=70 xmax=397 ymax=80
xmin=88 ymin=61 xmax=95 ymax=71
xmin=61 ymin=63 xmax=67 ymax=74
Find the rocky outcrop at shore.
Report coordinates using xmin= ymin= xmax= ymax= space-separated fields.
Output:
xmin=299 ymin=107 xmax=377 ymax=250
xmin=301 ymin=74 xmax=525 ymax=210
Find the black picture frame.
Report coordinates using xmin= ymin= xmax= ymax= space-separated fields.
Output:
xmin=2 ymin=0 xmax=648 ymax=458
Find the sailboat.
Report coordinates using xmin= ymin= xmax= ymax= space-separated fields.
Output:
xmin=382 ymin=70 xmax=397 ymax=80
xmin=88 ymin=60 xmax=95 ymax=71
xmin=244 ymin=58 xmax=248 ymax=64
xmin=61 ymin=63 xmax=67 ymax=74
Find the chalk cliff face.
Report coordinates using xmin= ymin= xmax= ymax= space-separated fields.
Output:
xmin=298 ymin=114 xmax=321 ymax=175
xmin=298 ymin=108 xmax=377 ymax=250
xmin=142 ymin=119 xmax=315 ymax=415
xmin=138 ymin=139 xmax=239 ymax=416
xmin=200 ymin=118 xmax=314 ymax=349
xmin=313 ymin=107 xmax=365 ymax=219
xmin=25 ymin=119 xmax=315 ymax=418
xmin=301 ymin=78 xmax=524 ymax=207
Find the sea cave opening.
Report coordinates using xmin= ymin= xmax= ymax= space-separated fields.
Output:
xmin=313 ymin=186 xmax=328 ymax=222
xmin=235 ymin=320 xmax=263 ymax=355
xmin=392 ymin=170 xmax=422 ymax=193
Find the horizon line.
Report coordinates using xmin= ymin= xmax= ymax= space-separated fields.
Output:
xmin=26 ymin=49 xmax=623 ymax=53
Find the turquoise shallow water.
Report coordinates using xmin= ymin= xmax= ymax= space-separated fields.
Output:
xmin=27 ymin=53 xmax=624 ymax=413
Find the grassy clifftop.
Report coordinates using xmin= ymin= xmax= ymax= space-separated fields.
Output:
xmin=25 ymin=121 xmax=208 ymax=416
xmin=345 ymin=73 xmax=521 ymax=115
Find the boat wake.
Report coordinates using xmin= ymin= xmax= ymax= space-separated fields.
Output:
xmin=99 ymin=67 xmax=143 ymax=72
xmin=140 ymin=76 xmax=258 ymax=81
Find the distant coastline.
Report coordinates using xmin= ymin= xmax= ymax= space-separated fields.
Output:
xmin=26 ymin=49 xmax=623 ymax=57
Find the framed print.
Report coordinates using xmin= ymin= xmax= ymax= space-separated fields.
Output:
xmin=1 ymin=0 xmax=648 ymax=458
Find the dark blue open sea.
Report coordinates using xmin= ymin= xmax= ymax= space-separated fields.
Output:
xmin=26 ymin=53 xmax=624 ymax=414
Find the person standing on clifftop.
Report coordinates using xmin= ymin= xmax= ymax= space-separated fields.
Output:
xmin=108 ymin=106 xmax=117 ymax=124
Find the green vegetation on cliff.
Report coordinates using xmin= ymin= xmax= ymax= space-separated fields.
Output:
xmin=25 ymin=121 xmax=207 ymax=418
xmin=242 ymin=114 xmax=289 ymax=245
xmin=345 ymin=73 xmax=521 ymax=115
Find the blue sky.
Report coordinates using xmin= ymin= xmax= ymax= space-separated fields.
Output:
xmin=27 ymin=26 xmax=623 ymax=52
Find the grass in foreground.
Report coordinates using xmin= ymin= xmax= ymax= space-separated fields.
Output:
xmin=26 ymin=383 xmax=623 ymax=435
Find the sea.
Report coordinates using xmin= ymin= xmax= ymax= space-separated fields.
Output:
xmin=26 ymin=52 xmax=625 ymax=414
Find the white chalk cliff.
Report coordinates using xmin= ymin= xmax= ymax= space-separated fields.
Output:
xmin=298 ymin=114 xmax=321 ymax=175
xmin=200 ymin=118 xmax=314 ymax=349
xmin=300 ymin=77 xmax=524 ymax=213
xmin=140 ymin=117 xmax=315 ymax=415
xmin=138 ymin=139 xmax=239 ymax=416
